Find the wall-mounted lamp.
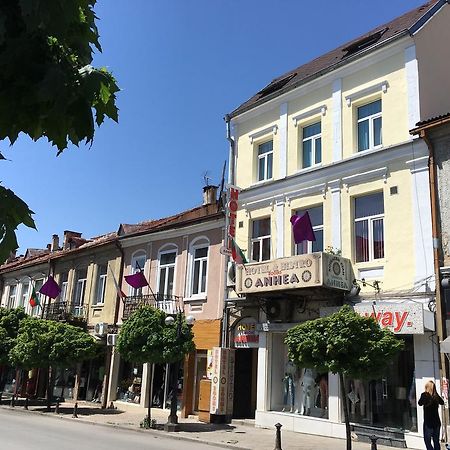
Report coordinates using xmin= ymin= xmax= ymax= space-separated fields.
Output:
xmin=348 ymin=282 xmax=361 ymax=298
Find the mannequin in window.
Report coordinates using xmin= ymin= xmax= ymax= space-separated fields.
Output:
xmin=282 ymin=361 xmax=296 ymax=412
xmin=300 ymin=368 xmax=316 ymax=415
xmin=315 ymin=373 xmax=328 ymax=417
xmin=350 ymin=379 xmax=366 ymax=418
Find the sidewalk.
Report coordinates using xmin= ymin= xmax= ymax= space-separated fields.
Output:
xmin=0 ymin=398 xmax=401 ymax=450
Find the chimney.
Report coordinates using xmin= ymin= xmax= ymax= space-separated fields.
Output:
xmin=63 ymin=230 xmax=82 ymax=250
xmin=51 ymin=234 xmax=59 ymax=252
xmin=203 ymin=185 xmax=218 ymax=205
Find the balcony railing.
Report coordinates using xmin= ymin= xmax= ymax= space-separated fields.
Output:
xmin=43 ymin=301 xmax=87 ymax=322
xmin=122 ymin=293 xmax=182 ymax=320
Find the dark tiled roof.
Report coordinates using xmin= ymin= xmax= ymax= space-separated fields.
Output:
xmin=118 ymin=203 xmax=223 ymax=238
xmin=416 ymin=112 xmax=450 ymax=127
xmin=229 ymin=0 xmax=443 ymax=118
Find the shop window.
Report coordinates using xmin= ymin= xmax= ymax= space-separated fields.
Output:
xmin=117 ymin=361 xmax=143 ymax=404
xmin=344 ymin=336 xmax=415 ymax=431
xmin=270 ymin=333 xmax=329 ymax=419
xmin=354 ymin=192 xmax=384 ymax=262
xmin=251 ymin=218 xmax=271 ymax=262
xmin=295 ymin=205 xmax=323 ymax=254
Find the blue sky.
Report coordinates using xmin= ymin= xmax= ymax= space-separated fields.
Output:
xmin=2 ymin=0 xmax=425 ymax=253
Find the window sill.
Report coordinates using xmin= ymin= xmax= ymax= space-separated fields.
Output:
xmin=183 ymin=296 xmax=207 ymax=304
xmin=91 ymin=303 xmax=105 ymax=309
xmin=252 ymin=178 xmax=274 ymax=187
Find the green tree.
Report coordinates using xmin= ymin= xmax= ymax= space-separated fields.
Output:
xmin=285 ymin=305 xmax=403 ymax=450
xmin=117 ymin=306 xmax=195 ymax=425
xmin=0 ymin=0 xmax=119 ymax=263
xmin=10 ymin=317 xmax=98 ymax=408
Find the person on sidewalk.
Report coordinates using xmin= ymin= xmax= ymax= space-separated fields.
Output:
xmin=418 ymin=380 xmax=444 ymax=450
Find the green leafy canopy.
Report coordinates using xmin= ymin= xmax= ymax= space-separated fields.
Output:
xmin=0 ymin=0 xmax=119 ymax=263
xmin=285 ymin=305 xmax=404 ymax=379
xmin=10 ymin=317 xmax=99 ymax=369
xmin=117 ymin=306 xmax=196 ymax=365
xmin=0 ymin=306 xmax=27 ymax=364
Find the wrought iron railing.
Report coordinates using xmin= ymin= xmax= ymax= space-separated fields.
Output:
xmin=43 ymin=301 xmax=87 ymax=321
xmin=122 ymin=293 xmax=182 ymax=320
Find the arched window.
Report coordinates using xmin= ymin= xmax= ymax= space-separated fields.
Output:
xmin=189 ymin=237 xmax=209 ymax=297
xmin=157 ymin=245 xmax=177 ymax=298
xmin=130 ymin=250 xmax=147 ymax=296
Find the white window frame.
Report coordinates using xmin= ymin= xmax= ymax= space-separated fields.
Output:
xmin=19 ymin=281 xmax=30 ymax=308
xmin=30 ymin=279 xmax=44 ymax=317
xmin=73 ymin=269 xmax=87 ymax=316
xmin=130 ymin=251 xmax=147 ymax=297
xmin=294 ymin=206 xmax=324 ymax=255
xmin=7 ymin=284 xmax=17 ymax=309
xmin=157 ymin=246 xmax=178 ymax=298
xmin=357 ymin=100 xmax=382 ymax=152
xmin=301 ymin=122 xmax=322 ymax=168
xmin=354 ymin=195 xmax=385 ymax=263
xmin=94 ymin=264 xmax=107 ymax=305
xmin=251 ymin=218 xmax=271 ymax=262
xmin=256 ymin=140 xmax=273 ymax=183
xmin=188 ymin=237 xmax=209 ymax=299
xmin=59 ymin=273 xmax=69 ymax=303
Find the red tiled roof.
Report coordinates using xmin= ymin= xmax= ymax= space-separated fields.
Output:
xmin=229 ymin=0 xmax=444 ymax=118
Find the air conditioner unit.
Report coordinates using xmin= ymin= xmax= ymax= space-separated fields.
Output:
xmin=227 ymin=261 xmax=236 ymax=288
xmin=94 ymin=322 xmax=109 ymax=337
xmin=265 ymin=299 xmax=294 ymax=323
xmin=106 ymin=333 xmax=117 ymax=346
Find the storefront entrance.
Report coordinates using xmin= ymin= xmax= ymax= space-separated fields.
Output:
xmin=233 ymin=348 xmax=257 ymax=418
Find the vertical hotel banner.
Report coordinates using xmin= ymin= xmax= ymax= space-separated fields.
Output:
xmin=210 ymin=347 xmax=235 ymax=415
xmin=220 ymin=185 xmax=240 ymax=257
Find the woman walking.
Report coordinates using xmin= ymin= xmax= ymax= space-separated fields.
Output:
xmin=418 ymin=380 xmax=444 ymax=450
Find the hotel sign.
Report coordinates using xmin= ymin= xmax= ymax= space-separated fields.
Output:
xmin=235 ymin=253 xmax=353 ymax=294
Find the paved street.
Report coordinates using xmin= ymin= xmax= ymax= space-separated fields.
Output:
xmin=0 ymin=408 xmax=224 ymax=450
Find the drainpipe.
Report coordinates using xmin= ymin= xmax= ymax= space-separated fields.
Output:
xmin=221 ymin=115 xmax=235 ymax=348
xmin=420 ymin=129 xmax=448 ymax=441
xmin=101 ymin=239 xmax=124 ymax=409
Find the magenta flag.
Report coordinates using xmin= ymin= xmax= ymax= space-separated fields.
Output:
xmin=125 ymin=271 xmax=148 ymax=289
xmin=290 ymin=212 xmax=316 ymax=244
xmin=39 ymin=275 xmax=61 ymax=299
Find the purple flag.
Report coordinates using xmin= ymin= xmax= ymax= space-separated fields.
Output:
xmin=39 ymin=275 xmax=61 ymax=299
xmin=290 ymin=212 xmax=316 ymax=244
xmin=125 ymin=271 xmax=148 ymax=289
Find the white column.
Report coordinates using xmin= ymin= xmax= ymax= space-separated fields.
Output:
xmin=256 ymin=332 xmax=268 ymax=411
xmin=107 ymin=347 xmax=120 ymax=403
xmin=329 ymin=180 xmax=341 ymax=251
xmin=328 ymin=372 xmax=340 ymax=423
xmin=141 ymin=363 xmax=153 ymax=408
xmin=275 ymin=198 xmax=285 ymax=258
xmin=406 ymin=155 xmax=434 ymax=290
xmin=279 ymin=103 xmax=288 ymax=179
xmin=332 ymin=78 xmax=342 ymax=162
xmin=405 ymin=45 xmax=421 ymax=130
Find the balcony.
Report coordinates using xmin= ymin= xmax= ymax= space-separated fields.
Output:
xmin=43 ymin=301 xmax=87 ymax=322
xmin=122 ymin=293 xmax=182 ymax=320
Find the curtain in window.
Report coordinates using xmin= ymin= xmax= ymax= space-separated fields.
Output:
xmin=373 ymin=218 xmax=384 ymax=259
xmin=355 ymin=221 xmax=369 ymax=262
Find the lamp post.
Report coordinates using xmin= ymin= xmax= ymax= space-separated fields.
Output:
xmin=164 ymin=312 xmax=195 ymax=432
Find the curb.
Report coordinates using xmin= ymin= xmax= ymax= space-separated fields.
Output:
xmin=0 ymin=405 xmax=252 ymax=450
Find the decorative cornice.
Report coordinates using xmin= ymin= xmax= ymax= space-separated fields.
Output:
xmin=345 ymin=81 xmax=389 ymax=106
xmin=342 ymin=167 xmax=388 ymax=191
xmin=292 ymin=105 xmax=327 ymax=127
xmin=248 ymin=125 xmax=278 ymax=143
xmin=285 ymin=183 xmax=326 ymax=206
xmin=405 ymin=156 xmax=429 ymax=174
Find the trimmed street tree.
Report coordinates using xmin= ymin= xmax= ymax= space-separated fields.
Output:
xmin=117 ymin=306 xmax=195 ymax=426
xmin=285 ymin=305 xmax=404 ymax=450
xmin=0 ymin=0 xmax=119 ymax=263
xmin=10 ymin=317 xmax=99 ymax=409
xmin=0 ymin=307 xmax=27 ymax=393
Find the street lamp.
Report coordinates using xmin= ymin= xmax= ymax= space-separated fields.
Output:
xmin=164 ymin=312 xmax=195 ymax=432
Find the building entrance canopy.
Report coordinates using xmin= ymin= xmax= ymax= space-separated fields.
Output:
xmin=235 ymin=253 xmax=353 ymax=295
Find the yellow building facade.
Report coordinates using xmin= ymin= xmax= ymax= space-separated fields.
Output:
xmin=225 ymin=2 xmax=450 ymax=448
